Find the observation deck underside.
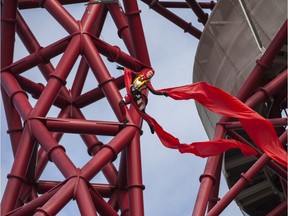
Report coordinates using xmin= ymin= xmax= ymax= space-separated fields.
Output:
xmin=193 ymin=0 xmax=287 ymax=215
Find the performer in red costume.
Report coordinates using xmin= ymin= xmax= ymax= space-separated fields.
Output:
xmin=121 ymin=68 xmax=154 ymax=111
xmin=119 ymin=67 xmax=166 ymax=128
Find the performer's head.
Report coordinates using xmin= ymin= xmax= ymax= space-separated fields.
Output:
xmin=141 ymin=68 xmax=154 ymax=80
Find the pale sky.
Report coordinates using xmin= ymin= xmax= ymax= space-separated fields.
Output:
xmin=1 ymin=2 xmax=244 ymax=215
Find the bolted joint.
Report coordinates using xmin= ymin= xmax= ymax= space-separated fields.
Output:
xmin=100 ymin=144 xmax=118 ymax=162
xmin=87 ymin=141 xmax=103 ymax=156
xmin=240 ymin=172 xmax=253 ymax=183
xmin=47 ymin=145 xmax=66 ymax=162
xmin=199 ymin=173 xmax=217 ymax=185
xmin=35 ymin=207 xmax=51 ymax=216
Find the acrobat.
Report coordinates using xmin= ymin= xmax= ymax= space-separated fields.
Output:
xmin=119 ymin=67 xmax=166 ymax=127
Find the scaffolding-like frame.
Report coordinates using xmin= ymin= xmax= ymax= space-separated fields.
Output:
xmin=1 ymin=1 xmax=287 ymax=215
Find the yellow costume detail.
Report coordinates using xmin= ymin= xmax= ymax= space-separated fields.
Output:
xmin=131 ymin=75 xmax=149 ymax=92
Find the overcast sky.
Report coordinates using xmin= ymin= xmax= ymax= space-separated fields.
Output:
xmin=1 ymin=2 xmax=244 ymax=215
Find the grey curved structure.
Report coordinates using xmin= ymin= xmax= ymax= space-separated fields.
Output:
xmin=193 ymin=0 xmax=287 ymax=215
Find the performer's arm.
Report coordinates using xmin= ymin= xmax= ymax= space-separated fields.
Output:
xmin=147 ymin=82 xmax=168 ymax=96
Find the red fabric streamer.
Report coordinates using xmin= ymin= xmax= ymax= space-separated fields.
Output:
xmin=124 ymin=69 xmax=287 ymax=167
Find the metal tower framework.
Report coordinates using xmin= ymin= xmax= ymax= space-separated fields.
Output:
xmin=1 ymin=1 xmax=287 ymax=216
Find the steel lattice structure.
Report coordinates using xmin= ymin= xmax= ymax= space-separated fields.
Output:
xmin=1 ymin=1 xmax=287 ymax=216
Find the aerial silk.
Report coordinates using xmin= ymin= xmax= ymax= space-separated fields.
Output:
xmin=124 ymin=68 xmax=287 ymax=167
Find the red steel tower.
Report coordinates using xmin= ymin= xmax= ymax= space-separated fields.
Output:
xmin=1 ymin=0 xmax=287 ymax=215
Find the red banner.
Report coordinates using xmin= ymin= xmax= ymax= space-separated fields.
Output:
xmin=124 ymin=69 xmax=287 ymax=167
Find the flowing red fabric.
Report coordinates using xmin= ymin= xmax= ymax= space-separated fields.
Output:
xmin=124 ymin=69 xmax=287 ymax=167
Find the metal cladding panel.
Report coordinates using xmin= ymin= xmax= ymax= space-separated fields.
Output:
xmin=193 ymin=0 xmax=287 ymax=139
xmin=245 ymin=0 xmax=287 ymax=48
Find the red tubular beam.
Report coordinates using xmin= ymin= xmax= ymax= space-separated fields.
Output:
xmin=18 ymin=0 xmax=89 ymax=9
xmin=117 ymin=150 xmax=128 ymax=189
xmin=1 ymin=0 xmax=17 ymax=65
xmin=228 ymin=64 xmax=286 ymax=140
xmin=1 ymin=87 xmax=22 ymax=158
xmin=15 ymin=75 xmax=69 ymax=108
xmin=192 ymin=124 xmax=225 ymax=216
xmin=25 ymin=144 xmax=38 ymax=186
xmin=91 ymin=36 xmax=148 ymax=70
xmin=266 ymin=200 xmax=288 ymax=216
xmin=15 ymin=76 xmax=44 ymax=98
xmin=34 ymin=180 xmax=75 ymax=216
xmin=90 ymin=3 xmax=108 ymax=37
xmin=222 ymin=118 xmax=287 ymax=130
xmin=16 ymin=11 xmax=41 ymax=54
xmin=122 ymin=2 xmax=151 ymax=215
xmin=3 ymin=36 xmax=70 ymax=75
xmin=107 ymin=193 xmax=120 ymax=213
xmin=4 ymin=185 xmax=60 ymax=216
xmin=107 ymin=3 xmax=135 ymax=56
xmin=16 ymin=10 xmax=71 ymax=107
xmin=116 ymin=190 xmax=130 ymax=215
xmin=16 ymin=10 xmax=70 ymax=102
xmin=31 ymin=36 xmax=81 ymax=116
xmin=159 ymin=1 xmax=216 ymax=9
xmin=236 ymin=20 xmax=287 ymax=102
xmin=37 ymin=180 xmax=115 ymax=197
xmin=42 ymin=0 xmax=78 ymax=34
xmin=43 ymin=117 xmax=122 ymax=135
xmin=124 ymin=110 xmax=146 ymax=216
xmin=207 ymin=132 xmax=287 ymax=216
xmin=198 ymin=1 xmax=216 ymax=9
xmin=185 ymin=0 xmax=208 ymax=25
xmin=123 ymin=0 xmax=151 ymax=62
xmin=74 ymin=85 xmax=102 ymax=106
xmin=8 ymin=6 xmax=143 ymax=73
xmin=107 ymin=3 xmax=135 ymax=55
xmin=1 ymin=91 xmax=23 ymax=156
xmin=83 ymin=36 xmax=126 ymax=121
xmin=116 ymin=150 xmax=132 ymax=214
xmin=141 ymin=0 xmax=202 ymax=39
xmin=245 ymin=69 xmax=287 ymax=108
xmin=89 ymin=189 xmax=118 ymax=216
xmin=227 ymin=130 xmax=287 ymax=182
xmin=71 ymin=107 xmax=119 ymax=185
xmin=75 ymin=179 xmax=97 ymax=216
xmin=81 ymin=3 xmax=104 ymax=32
xmin=207 ymin=153 xmax=222 ymax=211
xmin=70 ymin=56 xmax=90 ymax=97
xmin=126 ymin=135 xmax=145 ymax=216
xmin=15 ymin=171 xmax=38 ymax=209
xmin=269 ymin=132 xmax=288 ymax=190
xmin=207 ymin=154 xmax=271 ymax=216
xmin=1 ymin=72 xmax=33 ymax=120
xmin=70 ymin=3 xmax=107 ymax=97
xmin=36 ymin=148 xmax=49 ymax=179
xmin=15 ymin=5 xmax=142 ymax=72
xmin=74 ymin=75 xmax=125 ymax=107
xmin=71 ymin=5 xmax=114 ymax=108
xmin=1 ymin=127 xmax=36 ymax=214
xmin=81 ymin=127 xmax=138 ymax=181
xmin=30 ymin=120 xmax=78 ymax=178
xmin=1 ymin=0 xmax=28 ymax=162
xmin=35 ymin=107 xmax=72 ymax=180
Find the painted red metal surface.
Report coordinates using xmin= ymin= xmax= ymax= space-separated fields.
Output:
xmin=1 ymin=1 xmax=287 ymax=216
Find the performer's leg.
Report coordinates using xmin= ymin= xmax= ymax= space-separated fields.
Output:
xmin=119 ymin=96 xmax=130 ymax=126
